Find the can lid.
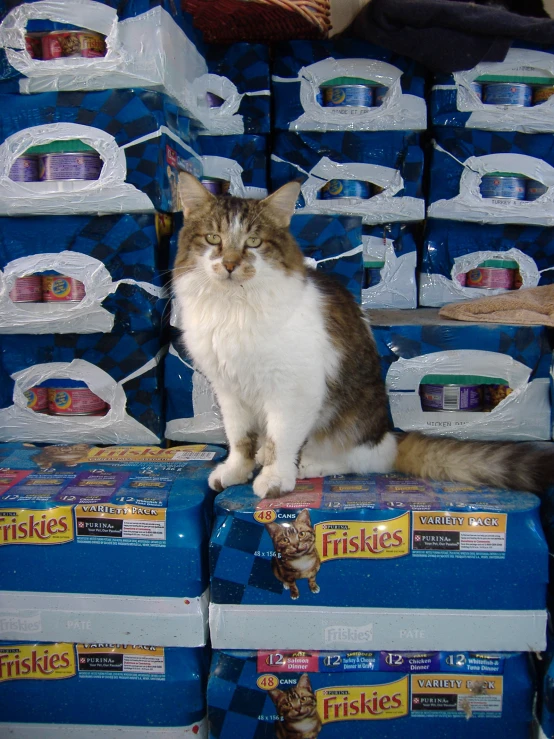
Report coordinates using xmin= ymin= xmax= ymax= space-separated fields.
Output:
xmin=320 ymin=77 xmax=375 ymax=87
xmin=38 ymin=379 xmax=88 ymax=388
xmin=477 ymin=259 xmax=519 ymax=269
xmin=477 ymin=74 xmax=554 ymax=85
xmin=364 ymin=260 xmax=385 ymax=268
xmin=482 ymin=172 xmax=524 ymax=178
xmin=421 ymin=375 xmax=509 ymax=385
xmin=25 ymin=140 xmax=97 ymax=155
xmin=200 ymin=177 xmax=223 ymax=183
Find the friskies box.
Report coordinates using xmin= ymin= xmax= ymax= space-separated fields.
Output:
xmin=208 ymin=649 xmax=534 ymax=739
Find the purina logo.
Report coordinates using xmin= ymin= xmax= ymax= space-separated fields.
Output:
xmin=324 ymin=624 xmax=373 ymax=645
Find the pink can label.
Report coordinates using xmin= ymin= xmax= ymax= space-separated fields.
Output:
xmin=41 ymin=31 xmax=106 ymax=59
xmin=466 ymin=267 xmax=515 ymax=289
xmin=24 ymin=386 xmax=49 ymax=412
xmin=47 ymin=387 xmax=107 ymax=415
xmin=9 ymin=276 xmax=42 ymax=302
xmin=42 ymin=276 xmax=86 ymax=302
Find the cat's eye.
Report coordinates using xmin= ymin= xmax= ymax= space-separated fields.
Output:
xmin=299 ymin=531 xmax=306 ymax=537
xmin=245 ymin=236 xmax=262 ymax=248
xmin=206 ymin=234 xmax=221 ymax=245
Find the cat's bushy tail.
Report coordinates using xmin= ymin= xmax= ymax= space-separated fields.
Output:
xmin=394 ymin=432 xmax=554 ymax=494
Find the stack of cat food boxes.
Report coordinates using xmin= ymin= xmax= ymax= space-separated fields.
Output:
xmin=202 ymin=39 xmax=547 ymax=738
xmin=0 ymin=0 xmax=256 ymax=734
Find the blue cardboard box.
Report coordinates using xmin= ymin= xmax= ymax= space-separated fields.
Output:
xmin=0 ymin=88 xmax=202 ymax=215
xmin=431 ymin=44 xmax=554 ymax=132
xmin=272 ymin=39 xmax=426 ymax=132
xmin=197 ymin=134 xmax=267 ymax=197
xmin=0 ymin=442 xmax=225 ymax=646
xmin=368 ymin=309 xmax=552 ymax=441
xmin=0 ymin=212 xmax=170 ymax=334
xmin=199 ymin=42 xmax=270 ymax=135
xmin=0 ymin=641 xmax=208 ymax=735
xmin=428 ymin=127 xmax=554 ymax=226
xmin=208 ymin=650 xmax=534 ymax=739
xmin=361 ymin=222 xmax=419 ymax=309
xmin=420 ymin=218 xmax=554 ymax=307
xmin=0 ymin=332 xmax=165 ymax=444
xmin=209 ymin=480 xmax=547 ymax=651
xmin=271 ymin=131 xmax=424 ymax=225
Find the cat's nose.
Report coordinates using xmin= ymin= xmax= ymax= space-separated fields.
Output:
xmin=222 ymin=261 xmax=237 ymax=274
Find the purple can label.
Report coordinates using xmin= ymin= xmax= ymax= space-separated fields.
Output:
xmin=206 ymin=91 xmax=225 ymax=108
xmin=483 ymin=83 xmax=532 ymax=107
xmin=420 ymin=384 xmax=483 ymax=412
xmin=322 ymin=84 xmax=373 ymax=108
xmin=9 ymin=156 xmax=38 ymax=182
xmin=38 ymin=152 xmax=102 ymax=182
xmin=201 ymin=178 xmax=223 ymax=195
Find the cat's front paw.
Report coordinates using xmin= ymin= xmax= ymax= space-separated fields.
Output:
xmin=208 ymin=461 xmax=254 ymax=492
xmin=252 ymin=466 xmax=297 ymax=499
xmin=297 ymin=459 xmax=325 ymax=479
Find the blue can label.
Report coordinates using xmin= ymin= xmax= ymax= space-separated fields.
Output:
xmin=480 ymin=175 xmax=526 ymax=200
xmin=322 ymin=85 xmax=373 ymax=108
xmin=373 ymin=86 xmax=389 ymax=106
xmin=483 ymin=83 xmax=532 ymax=107
xmin=470 ymin=81 xmax=482 ymax=99
xmin=526 ymin=179 xmax=548 ymax=200
xmin=321 ymin=179 xmax=371 ymax=199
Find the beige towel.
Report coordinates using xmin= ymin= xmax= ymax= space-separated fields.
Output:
xmin=438 ymin=284 xmax=554 ymax=327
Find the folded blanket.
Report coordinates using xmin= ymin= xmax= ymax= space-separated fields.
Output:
xmin=343 ymin=0 xmax=554 ymax=73
xmin=439 ymin=284 xmax=554 ymax=326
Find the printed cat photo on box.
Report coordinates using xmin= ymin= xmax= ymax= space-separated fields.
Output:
xmin=172 ymin=174 xmax=554 ymax=499
xmin=269 ymin=672 xmax=322 ymax=739
xmin=265 ymin=509 xmax=320 ymax=600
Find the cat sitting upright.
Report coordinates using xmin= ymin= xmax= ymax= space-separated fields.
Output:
xmin=173 ymin=173 xmax=554 ymax=499
xmin=269 ymin=673 xmax=322 ymax=739
xmin=265 ymin=509 xmax=320 ymax=600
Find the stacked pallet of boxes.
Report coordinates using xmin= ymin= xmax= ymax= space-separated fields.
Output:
xmin=0 ymin=0 xmax=218 ymax=735
xmin=202 ymin=40 xmax=545 ymax=738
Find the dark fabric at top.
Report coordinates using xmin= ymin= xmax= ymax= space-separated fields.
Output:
xmin=342 ymin=0 xmax=554 ymax=73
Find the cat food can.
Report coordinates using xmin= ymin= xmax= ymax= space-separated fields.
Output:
xmin=38 ymin=152 xmax=102 ymax=181
xmin=466 ymin=266 xmax=516 ymax=289
xmin=480 ymin=174 xmax=526 ymax=200
xmin=456 ymin=272 xmax=467 ymax=286
xmin=533 ymin=85 xmax=554 ymax=104
xmin=24 ymin=386 xmax=48 ymax=412
xmin=526 ymin=179 xmax=548 ymax=200
xmin=9 ymin=155 xmax=38 ymax=182
xmin=201 ymin=178 xmax=223 ymax=195
xmin=483 ymin=82 xmax=532 ymax=106
xmin=321 ymin=84 xmax=373 ymax=108
xmin=363 ymin=260 xmax=385 ymax=288
xmin=25 ymin=34 xmax=42 ymax=59
xmin=47 ymin=384 xmax=107 ymax=416
xmin=483 ymin=383 xmax=513 ymax=411
xmin=420 ymin=383 xmax=483 ymax=412
xmin=9 ymin=276 xmax=43 ymax=303
xmin=42 ymin=275 xmax=86 ymax=303
xmin=41 ymin=31 xmax=106 ymax=59
xmin=373 ymin=85 xmax=388 ymax=106
xmin=206 ymin=91 xmax=225 ymax=108
xmin=470 ymin=81 xmax=482 ymax=99
xmin=320 ymin=179 xmax=370 ymax=199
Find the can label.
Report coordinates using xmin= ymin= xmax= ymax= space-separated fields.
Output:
xmin=533 ymin=85 xmax=554 ymax=104
xmin=321 ymin=179 xmax=371 ymax=199
xmin=9 ymin=156 xmax=38 ymax=183
xmin=466 ymin=267 xmax=515 ymax=289
xmin=322 ymin=85 xmax=373 ymax=108
xmin=42 ymin=276 xmax=86 ymax=302
xmin=25 ymin=34 xmax=42 ymax=59
xmin=373 ymin=86 xmax=389 ymax=106
xmin=9 ymin=276 xmax=42 ymax=303
xmin=483 ymin=384 xmax=513 ymax=410
xmin=483 ymin=83 xmax=532 ymax=106
xmin=206 ymin=91 xmax=225 ymax=108
xmin=526 ymin=179 xmax=548 ymax=200
xmin=480 ymin=175 xmax=526 ymax=200
xmin=470 ymin=81 xmax=482 ymax=99
xmin=363 ymin=267 xmax=383 ymax=289
xmin=24 ymin=386 xmax=49 ymax=412
xmin=47 ymin=387 xmax=107 ymax=415
xmin=201 ymin=178 xmax=223 ymax=195
xmin=78 ymin=32 xmax=106 ymax=58
xmin=420 ymin=384 xmax=483 ymax=412
xmin=38 ymin=153 xmax=102 ymax=182
xmin=41 ymin=31 xmax=106 ymax=60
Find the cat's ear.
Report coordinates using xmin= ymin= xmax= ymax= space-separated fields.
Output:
xmin=261 ymin=181 xmax=301 ymax=227
xmin=177 ymin=172 xmax=214 ymax=216
xmin=268 ymin=688 xmax=285 ymax=705
xmin=295 ymin=509 xmax=312 ymax=526
xmin=265 ymin=521 xmax=281 ymax=537
xmin=297 ymin=673 xmax=312 ymax=690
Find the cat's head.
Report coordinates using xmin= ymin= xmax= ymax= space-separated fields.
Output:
xmin=265 ymin=509 xmax=315 ymax=557
xmin=174 ymin=173 xmax=305 ymax=287
xmin=269 ymin=673 xmax=318 ymax=721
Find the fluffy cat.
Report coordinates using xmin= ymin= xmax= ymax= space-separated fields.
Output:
xmin=172 ymin=173 xmax=554 ymax=499
xmin=269 ymin=673 xmax=322 ymax=739
xmin=265 ymin=509 xmax=320 ymax=600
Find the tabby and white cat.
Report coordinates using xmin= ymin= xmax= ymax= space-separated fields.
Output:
xmin=173 ymin=173 xmax=554 ymax=499
xmin=269 ymin=673 xmax=322 ymax=739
